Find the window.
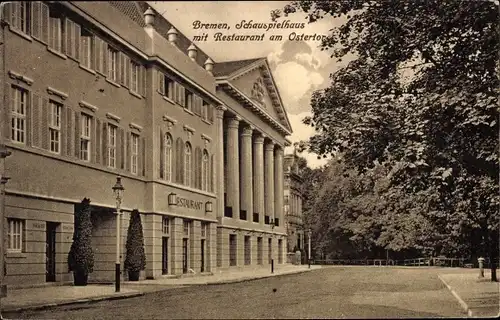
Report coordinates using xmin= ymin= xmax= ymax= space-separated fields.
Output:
xmin=107 ymin=46 xmax=118 ymax=81
xmin=184 ymin=142 xmax=192 ymax=187
xmin=11 ymin=2 xmax=31 ymax=34
xmin=202 ymin=150 xmax=209 ymax=191
xmin=108 ymin=124 xmax=117 ymax=168
xmin=183 ymin=220 xmax=190 ymax=237
xmin=201 ymin=222 xmax=207 ymax=238
xmin=80 ymin=28 xmax=93 ymax=69
xmin=48 ymin=13 xmax=62 ymax=52
xmin=165 ymin=77 xmax=174 ymax=100
xmin=80 ymin=113 xmax=91 ymax=161
xmin=164 ymin=134 xmax=172 ymax=182
xmin=10 ymin=86 xmax=27 ymax=144
xmin=130 ymin=61 xmax=140 ymax=93
xmin=131 ymin=133 xmax=139 ymax=175
xmin=162 ymin=217 xmax=170 ymax=235
xmin=185 ymin=90 xmax=193 ymax=111
xmin=49 ymin=101 xmax=62 ymax=154
xmin=7 ymin=219 xmax=24 ymax=252
xmin=201 ymin=100 xmax=209 ymax=121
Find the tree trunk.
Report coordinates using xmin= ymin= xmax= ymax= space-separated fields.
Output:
xmin=488 ymin=230 xmax=499 ymax=282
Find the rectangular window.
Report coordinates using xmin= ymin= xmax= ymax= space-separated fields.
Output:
xmin=162 ymin=216 xmax=170 ymax=235
xmin=7 ymin=219 xmax=24 ymax=252
xmin=107 ymin=124 xmax=117 ymax=168
xmin=202 ymin=100 xmax=209 ymax=121
xmin=48 ymin=14 xmax=62 ymax=52
xmin=80 ymin=28 xmax=93 ymax=69
xmin=49 ymin=101 xmax=62 ymax=154
xmin=107 ymin=46 xmax=118 ymax=81
xmin=10 ymin=86 xmax=27 ymax=144
xmin=183 ymin=220 xmax=190 ymax=237
xmin=185 ymin=90 xmax=193 ymax=111
xmin=130 ymin=61 xmax=140 ymax=93
xmin=80 ymin=113 xmax=91 ymax=161
xmin=11 ymin=2 xmax=31 ymax=34
xmin=201 ymin=222 xmax=207 ymax=238
xmin=131 ymin=133 xmax=139 ymax=175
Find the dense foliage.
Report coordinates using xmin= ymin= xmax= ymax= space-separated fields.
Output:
xmin=272 ymin=0 xmax=499 ymax=279
xmin=68 ymin=198 xmax=95 ymax=275
xmin=124 ymin=210 xmax=146 ymax=272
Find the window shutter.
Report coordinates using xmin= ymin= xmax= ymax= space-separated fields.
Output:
xmin=140 ymin=137 xmax=146 ymax=176
xmin=64 ymin=18 xmax=72 ymax=57
xmin=175 ymin=138 xmax=182 ymax=183
xmin=210 ymin=154 xmax=215 ymax=192
xmin=117 ymin=127 xmax=124 ymax=170
xmin=102 ymin=41 xmax=108 ymax=76
xmin=41 ymin=97 xmax=49 ymax=150
xmin=3 ymin=2 xmax=12 ymax=26
xmin=31 ymin=2 xmax=41 ymax=39
xmin=180 ymin=86 xmax=186 ymax=107
xmin=94 ymin=37 xmax=102 ymax=73
xmin=65 ymin=107 xmax=74 ymax=157
xmin=123 ymin=56 xmax=130 ymax=88
xmin=74 ymin=23 xmax=81 ymax=61
xmin=10 ymin=2 xmax=19 ymax=30
xmin=158 ymin=71 xmax=165 ymax=95
xmin=159 ymin=129 xmax=165 ymax=179
xmin=142 ymin=66 xmax=147 ymax=97
xmin=208 ymin=104 xmax=214 ymax=123
xmin=196 ymin=148 xmax=201 ymax=189
xmin=94 ymin=118 xmax=101 ymax=164
xmin=116 ymin=52 xmax=122 ymax=84
xmin=102 ymin=122 xmax=108 ymax=166
xmin=124 ymin=131 xmax=130 ymax=171
xmin=74 ymin=112 xmax=80 ymax=158
xmin=5 ymin=85 xmax=10 ymax=140
xmin=31 ymin=92 xmax=41 ymax=148
xmin=40 ymin=2 xmax=49 ymax=43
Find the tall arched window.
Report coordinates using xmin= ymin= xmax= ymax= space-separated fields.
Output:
xmin=202 ymin=150 xmax=209 ymax=191
xmin=184 ymin=142 xmax=192 ymax=187
xmin=165 ymin=134 xmax=172 ymax=182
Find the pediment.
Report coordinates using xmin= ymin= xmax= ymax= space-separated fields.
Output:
xmin=215 ymin=59 xmax=292 ymax=134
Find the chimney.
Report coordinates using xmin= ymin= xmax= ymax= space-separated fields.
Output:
xmin=187 ymin=43 xmax=198 ymax=61
xmin=204 ymin=57 xmax=214 ymax=74
xmin=167 ymin=27 xmax=178 ymax=45
xmin=144 ymin=7 xmax=155 ymax=27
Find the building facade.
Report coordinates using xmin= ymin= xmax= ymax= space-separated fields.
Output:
xmin=0 ymin=1 xmax=292 ymax=286
xmin=284 ymin=153 xmax=304 ymax=254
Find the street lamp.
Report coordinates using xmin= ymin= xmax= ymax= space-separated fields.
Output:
xmin=112 ymin=176 xmax=125 ymax=292
xmin=307 ymin=228 xmax=312 ymax=269
xmin=270 ymin=219 xmax=276 ymax=272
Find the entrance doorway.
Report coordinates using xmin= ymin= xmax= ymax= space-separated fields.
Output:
xmin=45 ymin=222 xmax=58 ymax=282
xmin=182 ymin=238 xmax=188 ymax=274
xmin=200 ymin=239 xmax=205 ymax=272
xmin=162 ymin=237 xmax=169 ymax=275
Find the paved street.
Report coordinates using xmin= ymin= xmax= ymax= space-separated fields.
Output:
xmin=3 ymin=267 xmax=467 ymax=319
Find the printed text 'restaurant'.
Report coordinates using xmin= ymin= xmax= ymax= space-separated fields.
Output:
xmin=213 ymin=32 xmax=265 ymax=41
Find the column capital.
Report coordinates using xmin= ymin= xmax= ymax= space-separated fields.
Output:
xmin=241 ymin=125 xmax=254 ymax=137
xmin=215 ymin=105 xmax=226 ymax=119
xmin=275 ymin=147 xmax=284 ymax=156
xmin=254 ymin=135 xmax=265 ymax=144
xmin=265 ymin=141 xmax=275 ymax=151
xmin=227 ymin=116 xmax=241 ymax=129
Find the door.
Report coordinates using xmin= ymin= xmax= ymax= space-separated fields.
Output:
xmin=45 ymin=222 xmax=57 ymax=282
xmin=182 ymin=238 xmax=188 ymax=274
xmin=200 ymin=239 xmax=205 ymax=273
xmin=162 ymin=237 xmax=168 ymax=275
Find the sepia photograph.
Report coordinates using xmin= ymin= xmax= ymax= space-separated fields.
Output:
xmin=0 ymin=0 xmax=498 ymax=319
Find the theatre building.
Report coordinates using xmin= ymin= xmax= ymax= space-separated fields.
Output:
xmin=0 ymin=1 xmax=292 ymax=286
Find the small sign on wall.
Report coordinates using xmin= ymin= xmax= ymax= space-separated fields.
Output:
xmin=28 ymin=221 xmax=46 ymax=231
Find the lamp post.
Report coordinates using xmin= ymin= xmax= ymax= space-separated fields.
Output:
xmin=307 ymin=228 xmax=312 ymax=268
xmin=112 ymin=176 xmax=125 ymax=292
xmin=270 ymin=218 xmax=275 ymax=273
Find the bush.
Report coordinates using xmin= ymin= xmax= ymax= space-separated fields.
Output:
xmin=124 ymin=210 xmax=146 ymax=272
xmin=68 ymin=198 xmax=94 ymax=274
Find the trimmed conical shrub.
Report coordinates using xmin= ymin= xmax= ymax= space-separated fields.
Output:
xmin=68 ymin=198 xmax=94 ymax=285
xmin=124 ymin=210 xmax=146 ymax=274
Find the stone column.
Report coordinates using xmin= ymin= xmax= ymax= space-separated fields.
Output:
xmin=215 ymin=105 xmax=226 ymax=221
xmin=240 ymin=125 xmax=253 ymax=222
xmin=274 ymin=146 xmax=284 ymax=227
xmin=226 ymin=116 xmax=240 ymax=218
xmin=264 ymin=141 xmax=275 ymax=223
xmin=253 ymin=133 xmax=265 ymax=225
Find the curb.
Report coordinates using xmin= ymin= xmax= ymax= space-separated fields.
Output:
xmin=206 ymin=268 xmax=317 ymax=285
xmin=438 ymin=275 xmax=473 ymax=317
xmin=1 ymin=291 xmax=144 ymax=314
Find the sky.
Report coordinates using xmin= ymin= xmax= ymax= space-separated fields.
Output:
xmin=149 ymin=1 xmax=346 ymax=168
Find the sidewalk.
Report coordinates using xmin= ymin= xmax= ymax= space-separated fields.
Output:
xmin=1 ymin=264 xmax=319 ymax=313
xmin=438 ymin=269 xmax=500 ymax=318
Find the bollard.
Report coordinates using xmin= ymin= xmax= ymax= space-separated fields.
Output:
xmin=478 ymin=257 xmax=485 ymax=278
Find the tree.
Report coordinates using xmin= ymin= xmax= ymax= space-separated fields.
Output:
xmin=272 ymin=0 xmax=499 ymax=280
xmin=124 ymin=210 xmax=146 ymax=281
xmin=68 ymin=198 xmax=94 ymax=286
